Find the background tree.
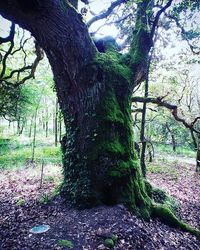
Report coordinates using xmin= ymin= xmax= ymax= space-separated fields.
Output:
xmin=0 ymin=23 xmax=43 ymax=120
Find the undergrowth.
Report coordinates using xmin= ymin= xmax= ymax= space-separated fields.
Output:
xmin=155 ymin=143 xmax=196 ymax=158
xmin=0 ymin=137 xmax=62 ymax=169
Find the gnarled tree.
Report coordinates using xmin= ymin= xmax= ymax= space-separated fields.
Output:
xmin=1 ymin=1 xmax=200 ymax=233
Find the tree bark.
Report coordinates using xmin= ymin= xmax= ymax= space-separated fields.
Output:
xmin=59 ymin=55 xmax=151 ymax=213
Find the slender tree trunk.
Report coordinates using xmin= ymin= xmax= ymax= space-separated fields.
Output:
xmin=31 ymin=90 xmax=43 ymax=162
xmin=12 ymin=122 xmax=15 ymax=134
xmin=17 ymin=116 xmax=21 ymax=135
xmin=42 ymin=111 xmax=45 ymax=131
xmin=190 ymin=129 xmax=198 ymax=150
xmin=45 ymin=120 xmax=48 ymax=138
xmin=59 ymin=111 xmax=62 ymax=142
xmin=45 ymin=106 xmax=49 ymax=137
xmin=166 ymin=123 xmax=176 ymax=152
xmin=31 ymin=110 xmax=37 ymax=162
xmin=55 ymin=99 xmax=58 ymax=146
xmin=140 ymin=56 xmax=151 ymax=177
xmin=29 ymin=115 xmax=34 ymax=138
xmin=147 ymin=141 xmax=154 ymax=163
xmin=52 ymin=110 xmax=55 ymax=134
xmin=196 ymin=133 xmax=200 ymax=172
xmin=19 ymin=120 xmax=25 ymax=135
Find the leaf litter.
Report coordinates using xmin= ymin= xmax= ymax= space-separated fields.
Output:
xmin=0 ymin=157 xmax=200 ymax=250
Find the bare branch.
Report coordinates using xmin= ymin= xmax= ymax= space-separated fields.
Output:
xmin=1 ymin=40 xmax=44 ymax=88
xmin=165 ymin=13 xmax=200 ymax=55
xmin=132 ymin=96 xmax=200 ymax=133
xmin=150 ymin=0 xmax=173 ymax=39
xmin=16 ymin=41 xmax=44 ymax=86
xmin=0 ymin=22 xmax=15 ymax=79
xmin=90 ymin=13 xmax=131 ymax=37
xmin=87 ymin=0 xmax=127 ymax=27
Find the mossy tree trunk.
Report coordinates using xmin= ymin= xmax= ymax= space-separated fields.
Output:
xmin=60 ymin=53 xmax=151 ymax=215
xmin=0 ymin=0 xmax=153 ymax=216
xmin=3 ymin=0 xmax=199 ymax=238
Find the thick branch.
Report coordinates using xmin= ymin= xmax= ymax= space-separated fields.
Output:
xmin=132 ymin=96 xmax=177 ymax=109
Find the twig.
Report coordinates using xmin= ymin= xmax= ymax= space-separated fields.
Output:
xmin=40 ymin=160 xmax=45 ymax=189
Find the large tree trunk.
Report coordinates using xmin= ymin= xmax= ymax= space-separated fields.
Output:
xmin=59 ymin=56 xmax=151 ymax=214
xmin=0 ymin=0 xmax=152 ymax=216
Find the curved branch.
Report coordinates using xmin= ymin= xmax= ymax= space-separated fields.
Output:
xmin=132 ymin=96 xmax=199 ymax=133
xmin=1 ymin=39 xmax=44 ymax=87
xmin=3 ymin=65 xmax=32 ymax=80
xmin=0 ymin=22 xmax=15 ymax=79
xmin=87 ymin=0 xmax=127 ymax=27
xmin=150 ymin=0 xmax=173 ymax=39
xmin=16 ymin=41 xmax=44 ymax=86
xmin=0 ymin=21 xmax=14 ymax=44
xmin=165 ymin=13 xmax=200 ymax=55
xmin=90 ymin=13 xmax=131 ymax=37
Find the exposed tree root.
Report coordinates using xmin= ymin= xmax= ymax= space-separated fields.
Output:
xmin=152 ymin=204 xmax=200 ymax=238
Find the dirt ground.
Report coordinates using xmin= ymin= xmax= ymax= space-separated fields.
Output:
xmin=0 ymin=156 xmax=200 ymax=250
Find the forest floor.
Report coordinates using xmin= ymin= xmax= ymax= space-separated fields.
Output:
xmin=0 ymin=154 xmax=200 ymax=250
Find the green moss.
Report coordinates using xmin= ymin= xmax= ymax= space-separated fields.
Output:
xmin=131 ymin=29 xmax=149 ymax=64
xmin=144 ymin=180 xmax=153 ymax=198
xmin=164 ymin=195 xmax=179 ymax=213
xmin=88 ymin=136 xmax=126 ymax=162
xmin=111 ymin=234 xmax=118 ymax=243
xmin=109 ymin=160 xmax=138 ymax=177
xmin=16 ymin=198 xmax=25 ymax=206
xmin=152 ymin=188 xmax=167 ymax=203
xmin=101 ymin=90 xmax=124 ymax=124
xmin=57 ymin=239 xmax=74 ymax=249
xmin=129 ymin=173 xmax=152 ymax=219
xmin=152 ymin=204 xmax=200 ymax=237
xmin=95 ymin=52 xmax=131 ymax=84
xmin=104 ymin=239 xmax=115 ymax=248
xmin=145 ymin=184 xmax=179 ymax=214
